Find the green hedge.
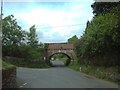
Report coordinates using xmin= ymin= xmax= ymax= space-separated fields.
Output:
xmin=1 ymin=60 xmax=16 ymax=70
xmin=69 ymin=61 xmax=119 ymax=84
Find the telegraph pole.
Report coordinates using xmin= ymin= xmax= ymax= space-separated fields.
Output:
xmin=0 ymin=0 xmax=3 ymax=32
xmin=0 ymin=1 xmax=3 ymax=89
xmin=0 ymin=0 xmax=3 ymax=60
xmin=0 ymin=0 xmax=3 ymax=44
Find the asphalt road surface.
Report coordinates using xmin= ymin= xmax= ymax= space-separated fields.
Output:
xmin=17 ymin=60 xmax=118 ymax=88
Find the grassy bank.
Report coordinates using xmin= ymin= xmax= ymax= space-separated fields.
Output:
xmin=2 ymin=60 xmax=16 ymax=70
xmin=69 ymin=61 xmax=119 ymax=85
xmin=3 ymin=58 xmax=49 ymax=68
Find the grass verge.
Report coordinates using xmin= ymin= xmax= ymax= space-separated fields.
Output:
xmin=3 ymin=58 xmax=50 ymax=69
xmin=68 ymin=61 xmax=119 ymax=85
xmin=1 ymin=60 xmax=16 ymax=70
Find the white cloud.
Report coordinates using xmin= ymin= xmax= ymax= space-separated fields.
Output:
xmin=3 ymin=0 xmax=94 ymax=2
xmin=4 ymin=2 xmax=94 ymax=43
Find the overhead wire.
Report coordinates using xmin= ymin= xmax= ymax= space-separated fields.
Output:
xmin=38 ymin=23 xmax=86 ymax=29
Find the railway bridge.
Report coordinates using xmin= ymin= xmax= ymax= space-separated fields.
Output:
xmin=44 ymin=43 xmax=76 ymax=65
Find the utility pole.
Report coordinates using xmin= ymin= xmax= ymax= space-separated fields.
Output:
xmin=0 ymin=0 xmax=3 ymax=32
xmin=0 ymin=0 xmax=3 ymax=58
xmin=0 ymin=1 xmax=3 ymax=89
xmin=0 ymin=0 xmax=3 ymax=60
xmin=0 ymin=0 xmax=3 ymax=46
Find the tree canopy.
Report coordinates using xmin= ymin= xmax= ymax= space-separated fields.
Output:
xmin=74 ymin=3 xmax=120 ymax=66
xmin=2 ymin=15 xmax=45 ymax=63
xmin=91 ymin=2 xmax=120 ymax=16
xmin=68 ymin=35 xmax=79 ymax=46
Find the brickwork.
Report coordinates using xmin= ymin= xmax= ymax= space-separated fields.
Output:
xmin=45 ymin=43 xmax=76 ymax=61
xmin=46 ymin=43 xmax=74 ymax=50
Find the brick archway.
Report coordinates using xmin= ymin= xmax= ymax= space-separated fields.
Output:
xmin=49 ymin=52 xmax=71 ymax=60
xmin=44 ymin=43 xmax=76 ymax=64
xmin=49 ymin=52 xmax=71 ymax=66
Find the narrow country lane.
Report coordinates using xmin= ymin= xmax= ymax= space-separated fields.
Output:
xmin=17 ymin=60 xmax=118 ymax=88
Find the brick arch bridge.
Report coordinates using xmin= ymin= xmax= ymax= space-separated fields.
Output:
xmin=44 ymin=43 xmax=76 ymax=65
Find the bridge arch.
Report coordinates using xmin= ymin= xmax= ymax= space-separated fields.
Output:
xmin=44 ymin=43 xmax=76 ymax=65
xmin=49 ymin=52 xmax=71 ymax=66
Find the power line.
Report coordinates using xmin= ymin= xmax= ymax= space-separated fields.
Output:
xmin=39 ymin=23 xmax=86 ymax=29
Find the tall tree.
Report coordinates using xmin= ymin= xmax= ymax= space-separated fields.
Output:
xmin=27 ymin=25 xmax=38 ymax=47
xmin=68 ymin=35 xmax=78 ymax=46
xmin=75 ymin=7 xmax=120 ymax=66
xmin=91 ymin=2 xmax=120 ymax=16
xmin=2 ymin=15 xmax=24 ymax=56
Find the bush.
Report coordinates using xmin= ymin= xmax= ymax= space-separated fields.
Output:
xmin=76 ymin=12 xmax=120 ymax=66
xmin=2 ymin=60 xmax=16 ymax=70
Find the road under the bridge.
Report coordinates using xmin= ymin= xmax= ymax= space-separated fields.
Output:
xmin=17 ymin=60 xmax=118 ymax=88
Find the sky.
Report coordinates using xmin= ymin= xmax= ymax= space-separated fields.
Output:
xmin=3 ymin=0 xmax=94 ymax=43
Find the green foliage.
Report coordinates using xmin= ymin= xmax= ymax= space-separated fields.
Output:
xmin=68 ymin=61 xmax=80 ymax=71
xmin=68 ymin=35 xmax=78 ymax=46
xmin=69 ymin=2 xmax=120 ymax=84
xmin=2 ymin=15 xmax=25 ymax=56
xmin=2 ymin=15 xmax=48 ymax=68
xmin=69 ymin=62 xmax=119 ymax=84
xmin=3 ymin=58 xmax=49 ymax=68
xmin=75 ymin=6 xmax=120 ymax=66
xmin=91 ymin=2 xmax=120 ymax=16
xmin=26 ymin=44 xmax=45 ymax=62
xmin=2 ymin=15 xmax=24 ymax=45
xmin=85 ymin=12 xmax=119 ymax=52
xmin=51 ymin=54 xmax=68 ymax=65
xmin=27 ymin=25 xmax=38 ymax=47
xmin=2 ymin=61 xmax=16 ymax=70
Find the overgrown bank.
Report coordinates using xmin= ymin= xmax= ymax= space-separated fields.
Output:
xmin=69 ymin=61 xmax=120 ymax=85
xmin=2 ymin=60 xmax=16 ymax=70
xmin=2 ymin=60 xmax=17 ymax=88
xmin=67 ymin=3 xmax=120 ymax=85
xmin=3 ymin=57 xmax=49 ymax=68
